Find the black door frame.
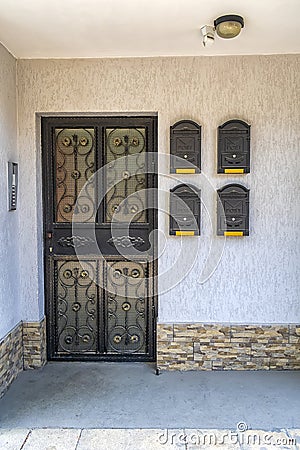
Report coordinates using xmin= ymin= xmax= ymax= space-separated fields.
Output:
xmin=41 ymin=114 xmax=158 ymax=361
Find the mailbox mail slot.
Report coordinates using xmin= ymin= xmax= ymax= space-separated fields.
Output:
xmin=217 ymin=184 xmax=249 ymax=236
xmin=170 ymin=184 xmax=201 ymax=235
xmin=170 ymin=120 xmax=201 ymax=173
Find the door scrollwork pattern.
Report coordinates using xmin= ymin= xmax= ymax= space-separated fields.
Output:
xmin=56 ymin=260 xmax=98 ymax=353
xmin=55 ymin=128 xmax=95 ymax=223
xmin=105 ymin=128 xmax=147 ymax=223
xmin=106 ymin=261 xmax=147 ymax=354
xmin=107 ymin=236 xmax=145 ymax=248
xmin=58 ymin=235 xmax=96 ymax=248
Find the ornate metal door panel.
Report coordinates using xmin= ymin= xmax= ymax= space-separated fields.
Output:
xmin=105 ymin=260 xmax=151 ymax=354
xmin=54 ymin=258 xmax=99 ymax=354
xmin=42 ymin=116 xmax=157 ymax=361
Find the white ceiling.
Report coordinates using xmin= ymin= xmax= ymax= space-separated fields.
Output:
xmin=0 ymin=0 xmax=299 ymax=58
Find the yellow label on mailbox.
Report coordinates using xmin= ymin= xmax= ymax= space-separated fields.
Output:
xmin=175 ymin=231 xmax=195 ymax=236
xmin=175 ymin=169 xmax=196 ymax=174
xmin=224 ymin=169 xmax=244 ymax=174
xmin=224 ymin=231 xmax=244 ymax=236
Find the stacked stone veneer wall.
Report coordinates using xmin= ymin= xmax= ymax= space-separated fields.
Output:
xmin=157 ymin=324 xmax=300 ymax=371
xmin=23 ymin=319 xmax=47 ymax=369
xmin=0 ymin=319 xmax=46 ymax=398
xmin=0 ymin=322 xmax=23 ymax=398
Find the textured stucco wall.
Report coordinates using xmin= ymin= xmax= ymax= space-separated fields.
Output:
xmin=0 ymin=44 xmax=20 ymax=339
xmin=16 ymin=55 xmax=300 ymax=324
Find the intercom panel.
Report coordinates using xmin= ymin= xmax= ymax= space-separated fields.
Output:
xmin=8 ymin=162 xmax=18 ymax=211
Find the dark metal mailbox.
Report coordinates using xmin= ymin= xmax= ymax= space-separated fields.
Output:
xmin=217 ymin=184 xmax=249 ymax=236
xmin=170 ymin=120 xmax=201 ymax=173
xmin=170 ymin=184 xmax=201 ymax=235
xmin=217 ymin=119 xmax=250 ymax=174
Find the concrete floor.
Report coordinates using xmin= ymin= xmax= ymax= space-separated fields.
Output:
xmin=0 ymin=362 xmax=299 ymax=430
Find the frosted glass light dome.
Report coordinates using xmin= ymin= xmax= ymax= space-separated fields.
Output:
xmin=214 ymin=15 xmax=244 ymax=39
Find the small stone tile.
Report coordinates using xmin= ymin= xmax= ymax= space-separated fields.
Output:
xmin=77 ymin=429 xmax=186 ymax=450
xmin=249 ymin=358 xmax=270 ymax=369
xmin=174 ymin=324 xmax=231 ymax=342
xmin=289 ymin=336 xmax=300 ymax=344
xmin=22 ymin=428 xmax=81 ymax=450
xmin=157 ymin=324 xmax=173 ymax=341
xmin=174 ymin=324 xmax=205 ymax=341
xmin=167 ymin=362 xmax=198 ymax=371
xmin=0 ymin=429 xmax=30 ymax=450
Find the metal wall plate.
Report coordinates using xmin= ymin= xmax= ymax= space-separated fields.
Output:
xmin=8 ymin=162 xmax=18 ymax=211
xmin=217 ymin=119 xmax=250 ymax=174
xmin=170 ymin=120 xmax=201 ymax=173
xmin=170 ymin=184 xmax=201 ymax=236
xmin=217 ymin=183 xmax=249 ymax=236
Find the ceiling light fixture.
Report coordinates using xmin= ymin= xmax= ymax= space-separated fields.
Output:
xmin=214 ymin=14 xmax=244 ymax=39
xmin=200 ymin=14 xmax=244 ymax=47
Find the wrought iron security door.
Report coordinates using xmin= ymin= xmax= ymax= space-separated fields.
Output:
xmin=42 ymin=116 xmax=157 ymax=361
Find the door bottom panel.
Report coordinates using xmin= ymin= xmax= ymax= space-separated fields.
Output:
xmin=48 ymin=256 xmax=155 ymax=361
